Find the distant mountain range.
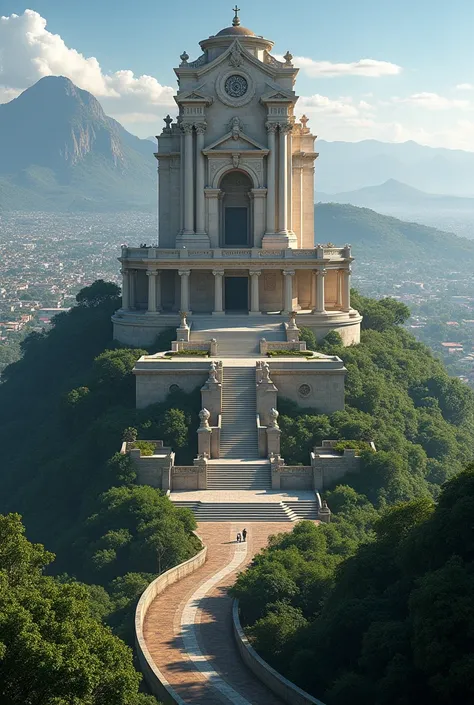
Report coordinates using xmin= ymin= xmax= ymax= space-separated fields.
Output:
xmin=314 ymin=201 xmax=474 ymax=268
xmin=315 ymin=140 xmax=474 ymax=196
xmin=317 ymin=180 xmax=474 ymax=238
xmin=0 ymin=76 xmax=156 ymax=212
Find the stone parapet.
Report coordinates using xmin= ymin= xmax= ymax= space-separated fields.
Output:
xmin=121 ymin=245 xmax=351 ymax=264
xmin=121 ymin=440 xmax=174 ymax=490
xmin=232 ymin=601 xmax=326 ymax=705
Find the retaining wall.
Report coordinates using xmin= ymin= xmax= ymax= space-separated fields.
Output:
xmin=232 ymin=600 xmax=326 ymax=705
xmin=135 ymin=540 xmax=207 ymax=704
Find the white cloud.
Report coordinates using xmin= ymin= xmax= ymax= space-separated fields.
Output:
xmin=298 ymin=94 xmax=374 ymax=119
xmin=0 ymin=10 xmax=175 ymax=124
xmin=456 ymin=83 xmax=474 ymax=91
xmin=391 ymin=92 xmax=471 ymax=110
xmin=289 ymin=56 xmax=402 ymax=78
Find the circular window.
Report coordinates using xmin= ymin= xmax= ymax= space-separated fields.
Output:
xmin=169 ymin=384 xmax=181 ymax=393
xmin=298 ymin=384 xmax=311 ymax=398
xmin=225 ymin=74 xmax=248 ymax=98
xmin=216 ymin=70 xmax=255 ymax=107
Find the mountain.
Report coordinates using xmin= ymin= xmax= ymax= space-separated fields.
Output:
xmin=317 ymin=180 xmax=474 ymax=239
xmin=315 ymin=139 xmax=474 ymax=196
xmin=314 ymin=202 xmax=474 ymax=266
xmin=0 ymin=76 xmax=156 ymax=211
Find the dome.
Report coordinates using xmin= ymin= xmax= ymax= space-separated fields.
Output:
xmin=216 ymin=25 xmax=256 ymax=36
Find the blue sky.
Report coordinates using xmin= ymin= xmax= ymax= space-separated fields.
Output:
xmin=1 ymin=1 xmax=473 ymax=148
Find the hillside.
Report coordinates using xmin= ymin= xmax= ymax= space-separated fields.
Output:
xmin=316 ymin=139 xmax=474 ymax=195
xmin=314 ymin=202 xmax=474 ymax=265
xmin=0 ymin=77 xmax=156 ymax=212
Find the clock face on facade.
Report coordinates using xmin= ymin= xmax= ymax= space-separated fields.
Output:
xmin=224 ymin=74 xmax=248 ymax=98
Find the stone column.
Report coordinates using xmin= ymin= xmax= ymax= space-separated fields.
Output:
xmin=342 ymin=267 xmax=352 ymax=312
xmin=212 ymin=270 xmax=224 ymax=315
xmin=120 ymin=268 xmax=130 ymax=310
xmin=287 ymin=125 xmax=293 ymax=232
xmin=146 ymin=270 xmax=157 ymax=313
xmin=182 ymin=124 xmax=194 ymax=234
xmin=265 ymin=123 xmax=277 ymax=233
xmin=250 ymin=188 xmax=267 ymax=248
xmin=282 ymin=269 xmax=295 ymax=314
xmin=278 ymin=124 xmax=289 ymax=234
xmin=178 ymin=269 xmax=191 ymax=312
xmin=313 ymin=269 xmax=326 ymax=313
xmin=129 ymin=270 xmax=136 ymax=310
xmin=195 ymin=123 xmax=206 ymax=234
xmin=310 ymin=270 xmax=317 ymax=311
xmin=205 ymin=189 xmax=221 ymax=248
xmin=249 ymin=270 xmax=262 ymax=315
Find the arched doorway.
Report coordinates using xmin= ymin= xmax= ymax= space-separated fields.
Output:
xmin=220 ymin=170 xmax=252 ymax=246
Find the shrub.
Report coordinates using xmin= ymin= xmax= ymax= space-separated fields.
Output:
xmin=130 ymin=440 xmax=156 ymax=456
xmin=267 ymin=350 xmax=312 ymax=357
xmin=165 ymin=350 xmax=209 ymax=357
xmin=332 ymin=440 xmax=374 ymax=455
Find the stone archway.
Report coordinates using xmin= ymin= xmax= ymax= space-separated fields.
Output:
xmin=220 ymin=170 xmax=253 ymax=246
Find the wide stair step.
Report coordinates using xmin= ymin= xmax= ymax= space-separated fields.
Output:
xmin=206 ymin=462 xmax=271 ymax=489
xmin=219 ymin=366 xmax=259 ymax=462
xmin=172 ymin=501 xmax=291 ymax=522
xmin=283 ymin=500 xmax=320 ymax=520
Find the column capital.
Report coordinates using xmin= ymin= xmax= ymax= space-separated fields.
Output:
xmin=178 ymin=269 xmax=191 ymax=277
xmin=146 ymin=269 xmax=158 ymax=277
xmin=283 ymin=269 xmax=295 ymax=277
xmin=181 ymin=123 xmax=194 ymax=135
xmin=316 ymin=268 xmax=327 ymax=277
xmin=120 ymin=268 xmax=128 ymax=276
xmin=344 ymin=267 xmax=352 ymax=276
xmin=249 ymin=270 xmax=262 ymax=277
xmin=279 ymin=122 xmax=293 ymax=133
xmin=265 ymin=121 xmax=278 ymax=134
xmin=212 ymin=269 xmax=224 ymax=277
xmin=194 ymin=122 xmax=207 ymax=134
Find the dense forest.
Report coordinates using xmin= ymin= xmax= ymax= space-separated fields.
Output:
xmin=232 ymin=291 xmax=474 ymax=704
xmin=0 ymin=281 xmax=200 ymax=702
xmin=1 ymin=280 xmax=474 ymax=702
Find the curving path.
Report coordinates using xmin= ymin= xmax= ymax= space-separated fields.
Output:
xmin=143 ymin=522 xmax=293 ymax=705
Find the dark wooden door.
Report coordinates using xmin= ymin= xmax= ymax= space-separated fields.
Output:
xmin=225 ymin=277 xmax=249 ymax=312
xmin=224 ymin=207 xmax=248 ymax=246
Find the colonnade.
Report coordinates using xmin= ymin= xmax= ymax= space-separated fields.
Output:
xmin=120 ymin=267 xmax=352 ymax=315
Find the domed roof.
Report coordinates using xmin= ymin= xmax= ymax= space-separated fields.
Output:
xmin=216 ymin=25 xmax=256 ymax=36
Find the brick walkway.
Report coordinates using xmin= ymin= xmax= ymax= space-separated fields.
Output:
xmin=143 ymin=522 xmax=293 ymax=705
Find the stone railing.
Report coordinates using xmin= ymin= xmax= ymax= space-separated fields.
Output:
xmin=121 ymin=441 xmax=174 ymax=490
xmin=260 ymin=340 xmax=307 ymax=355
xmin=256 ymin=414 xmax=267 ymax=458
xmin=121 ymin=245 xmax=350 ymax=262
xmin=271 ymin=463 xmax=313 ymax=491
xmin=210 ymin=414 xmax=221 ymax=459
xmin=135 ymin=537 xmax=207 ymax=705
xmin=172 ymin=463 xmax=206 ymax=491
xmin=232 ymin=601 xmax=326 ymax=705
xmin=171 ymin=340 xmax=217 ymax=355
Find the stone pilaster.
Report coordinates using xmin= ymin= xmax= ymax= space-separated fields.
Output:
xmin=212 ymin=270 xmax=224 ymax=314
xmin=178 ymin=269 xmax=191 ymax=312
xmin=195 ymin=123 xmax=206 ymax=234
xmin=249 ymin=270 xmax=262 ymax=315
xmin=282 ymin=269 xmax=295 ymax=314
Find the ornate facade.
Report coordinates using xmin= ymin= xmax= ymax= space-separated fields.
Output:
xmin=113 ymin=10 xmax=361 ymax=346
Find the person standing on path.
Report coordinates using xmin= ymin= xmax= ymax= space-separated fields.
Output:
xmin=242 ymin=528 xmax=247 ymax=542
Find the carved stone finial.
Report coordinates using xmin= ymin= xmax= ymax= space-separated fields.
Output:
xmin=163 ymin=114 xmax=173 ymax=131
xmin=229 ymin=44 xmax=243 ymax=67
xmin=199 ymin=408 xmax=211 ymax=429
xmin=180 ymin=51 xmax=189 ymax=66
xmin=288 ymin=311 xmax=298 ymax=330
xmin=208 ymin=361 xmax=218 ymax=384
xmin=300 ymin=114 xmax=309 ymax=131
xmin=269 ymin=407 xmax=280 ymax=429
xmin=262 ymin=361 xmax=272 ymax=383
xmin=283 ymin=51 xmax=293 ymax=66
xmin=179 ymin=311 xmax=189 ymax=328
xmin=232 ymin=4 xmax=241 ymax=26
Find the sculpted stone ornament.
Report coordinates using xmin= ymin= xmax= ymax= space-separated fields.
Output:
xmin=229 ymin=45 xmax=243 ymax=68
xmin=288 ymin=311 xmax=298 ymax=330
xmin=262 ymin=361 xmax=272 ymax=383
xmin=283 ymin=51 xmax=293 ymax=66
xmin=198 ymin=408 xmax=211 ymax=430
xmin=208 ymin=361 xmax=218 ymax=384
xmin=179 ymin=311 xmax=189 ymax=329
xmin=268 ymin=407 xmax=280 ymax=429
xmin=163 ymin=115 xmax=173 ymax=131
xmin=180 ymin=51 xmax=189 ymax=66
xmin=230 ymin=116 xmax=243 ymax=139
xmin=232 ymin=153 xmax=240 ymax=168
xmin=225 ymin=74 xmax=248 ymax=98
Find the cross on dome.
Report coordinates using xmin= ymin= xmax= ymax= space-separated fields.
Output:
xmin=232 ymin=5 xmax=241 ymax=27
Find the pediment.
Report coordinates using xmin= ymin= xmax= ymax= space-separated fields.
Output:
xmin=175 ymin=87 xmax=213 ymax=104
xmin=205 ymin=130 xmax=268 ymax=152
xmin=261 ymin=86 xmax=296 ymax=103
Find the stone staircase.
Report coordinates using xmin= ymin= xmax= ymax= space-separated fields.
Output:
xmin=190 ymin=315 xmax=285 ymax=358
xmin=172 ymin=500 xmax=291 ymax=522
xmin=220 ymin=366 xmax=259 ymax=460
xmin=206 ymin=461 xmax=271 ymax=490
xmin=283 ymin=500 xmax=320 ymax=521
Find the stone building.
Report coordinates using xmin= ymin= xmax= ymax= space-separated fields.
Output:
xmin=112 ymin=9 xmax=361 ymax=347
xmin=114 ymin=11 xmax=364 ymax=514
